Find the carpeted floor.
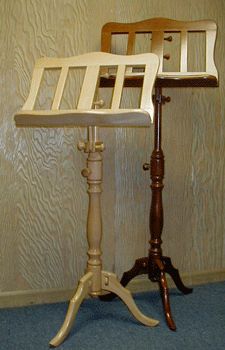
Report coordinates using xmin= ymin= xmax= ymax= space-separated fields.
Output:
xmin=0 ymin=281 xmax=224 ymax=350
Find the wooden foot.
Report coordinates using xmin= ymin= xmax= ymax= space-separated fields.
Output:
xmin=158 ymin=270 xmax=176 ymax=331
xmin=162 ymin=256 xmax=193 ymax=294
xmin=101 ymin=271 xmax=159 ymax=327
xmin=100 ymin=255 xmax=192 ymax=331
xmin=49 ymin=272 xmax=93 ymax=348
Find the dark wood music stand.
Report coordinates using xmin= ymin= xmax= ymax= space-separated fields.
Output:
xmin=100 ymin=18 xmax=218 ymax=330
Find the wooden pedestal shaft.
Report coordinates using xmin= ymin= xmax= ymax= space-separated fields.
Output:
xmin=49 ymin=127 xmax=158 ymax=347
xmin=100 ymin=88 xmax=192 ymax=331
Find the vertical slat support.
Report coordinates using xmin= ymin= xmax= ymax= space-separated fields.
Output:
xmin=77 ymin=66 xmax=100 ymax=109
xmin=101 ymin=32 xmax=112 ymax=53
xmin=52 ymin=66 xmax=69 ymax=110
xmin=111 ymin=65 xmax=126 ymax=109
xmin=151 ymin=31 xmax=164 ymax=72
xmin=180 ymin=30 xmax=188 ymax=72
xmin=22 ymin=67 xmax=44 ymax=110
xmin=206 ymin=30 xmax=217 ymax=76
xmin=126 ymin=32 xmax=136 ymax=55
xmin=140 ymin=64 xmax=156 ymax=123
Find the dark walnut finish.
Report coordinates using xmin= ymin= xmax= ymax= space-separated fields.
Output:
xmin=121 ymin=87 xmax=193 ymax=331
xmin=100 ymin=75 xmax=218 ymax=88
xmin=99 ymin=84 xmax=193 ymax=330
xmin=99 ymin=17 xmax=218 ymax=330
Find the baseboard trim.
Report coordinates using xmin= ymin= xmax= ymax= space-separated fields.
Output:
xmin=0 ymin=269 xmax=224 ymax=308
xmin=127 ymin=269 xmax=225 ymax=294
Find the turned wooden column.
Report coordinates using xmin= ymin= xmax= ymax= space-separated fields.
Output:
xmin=148 ymin=86 xmax=164 ymax=271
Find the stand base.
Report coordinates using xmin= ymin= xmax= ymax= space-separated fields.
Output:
xmin=100 ymin=256 xmax=192 ymax=331
xmin=49 ymin=270 xmax=159 ymax=347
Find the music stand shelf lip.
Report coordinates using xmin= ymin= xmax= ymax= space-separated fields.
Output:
xmin=14 ymin=108 xmax=152 ymax=128
xmin=100 ymin=74 xmax=218 ymax=88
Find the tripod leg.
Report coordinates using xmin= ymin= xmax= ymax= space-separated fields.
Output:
xmin=162 ymin=256 xmax=193 ymax=294
xmin=158 ymin=271 xmax=176 ymax=331
xmin=120 ymin=257 xmax=149 ymax=286
xmin=100 ymin=257 xmax=148 ymax=301
xmin=101 ymin=271 xmax=159 ymax=327
xmin=49 ymin=272 xmax=93 ymax=348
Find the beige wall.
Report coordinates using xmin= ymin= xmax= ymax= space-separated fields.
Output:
xmin=0 ymin=0 xmax=224 ymax=299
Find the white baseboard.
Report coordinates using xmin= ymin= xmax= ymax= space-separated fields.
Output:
xmin=0 ymin=269 xmax=224 ymax=308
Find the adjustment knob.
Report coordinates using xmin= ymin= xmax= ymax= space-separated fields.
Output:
xmin=81 ymin=168 xmax=91 ymax=178
xmin=93 ymin=99 xmax=105 ymax=108
xmin=164 ymin=36 xmax=173 ymax=42
xmin=77 ymin=141 xmax=86 ymax=151
xmin=163 ymin=54 xmax=170 ymax=60
xmin=95 ymin=142 xmax=105 ymax=152
xmin=143 ymin=163 xmax=150 ymax=171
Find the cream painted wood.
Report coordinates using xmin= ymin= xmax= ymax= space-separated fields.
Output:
xmin=52 ymin=67 xmax=69 ymax=110
xmin=180 ymin=31 xmax=188 ymax=72
xmin=101 ymin=18 xmax=218 ymax=79
xmin=49 ymin=272 xmax=93 ymax=347
xmin=15 ymin=51 xmax=159 ymax=346
xmin=22 ymin=67 xmax=44 ymax=110
xmin=50 ymin=269 xmax=159 ymax=347
xmin=49 ymin=128 xmax=158 ymax=347
xmin=15 ymin=52 xmax=159 ymax=126
xmin=101 ymin=270 xmax=159 ymax=326
xmin=111 ymin=65 xmax=126 ymax=109
xmin=0 ymin=0 xmax=224 ymax=306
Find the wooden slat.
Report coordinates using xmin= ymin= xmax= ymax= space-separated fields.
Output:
xmin=206 ymin=30 xmax=217 ymax=77
xmin=22 ymin=67 xmax=44 ymax=110
xmin=151 ymin=31 xmax=164 ymax=72
xmin=140 ymin=64 xmax=156 ymax=122
xmin=126 ymin=32 xmax=136 ymax=55
xmin=52 ymin=66 xmax=68 ymax=110
xmin=180 ymin=30 xmax=188 ymax=72
xmin=111 ymin=65 xmax=126 ymax=109
xmin=101 ymin=31 xmax=112 ymax=53
xmin=101 ymin=19 xmax=218 ymax=80
xmin=77 ymin=66 xmax=100 ymax=109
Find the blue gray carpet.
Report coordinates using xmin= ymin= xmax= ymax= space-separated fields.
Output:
xmin=0 ymin=281 xmax=224 ymax=350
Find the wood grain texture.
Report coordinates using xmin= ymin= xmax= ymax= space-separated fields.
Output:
xmin=0 ymin=0 xmax=224 ymax=298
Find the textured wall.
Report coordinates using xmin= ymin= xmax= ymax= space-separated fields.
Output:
xmin=0 ymin=0 xmax=224 ymax=295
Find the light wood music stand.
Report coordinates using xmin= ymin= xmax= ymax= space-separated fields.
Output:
xmin=15 ymin=51 xmax=160 ymax=347
xmin=100 ymin=18 xmax=218 ymax=330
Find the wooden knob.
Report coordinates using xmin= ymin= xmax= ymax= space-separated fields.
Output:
xmin=165 ymin=96 xmax=171 ymax=103
xmin=162 ymin=96 xmax=171 ymax=104
xmin=143 ymin=163 xmax=150 ymax=171
xmin=163 ymin=54 xmax=170 ymax=60
xmin=93 ymin=99 xmax=105 ymax=108
xmin=95 ymin=142 xmax=105 ymax=152
xmin=81 ymin=168 xmax=91 ymax=178
xmin=164 ymin=36 xmax=172 ymax=42
xmin=77 ymin=141 xmax=86 ymax=151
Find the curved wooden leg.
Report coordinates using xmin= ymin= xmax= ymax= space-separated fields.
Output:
xmin=101 ymin=271 xmax=159 ymax=327
xmin=49 ymin=272 xmax=93 ymax=348
xmin=162 ymin=256 xmax=193 ymax=294
xmin=120 ymin=257 xmax=149 ymax=286
xmin=158 ymin=271 xmax=176 ymax=331
xmin=100 ymin=257 xmax=148 ymax=301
